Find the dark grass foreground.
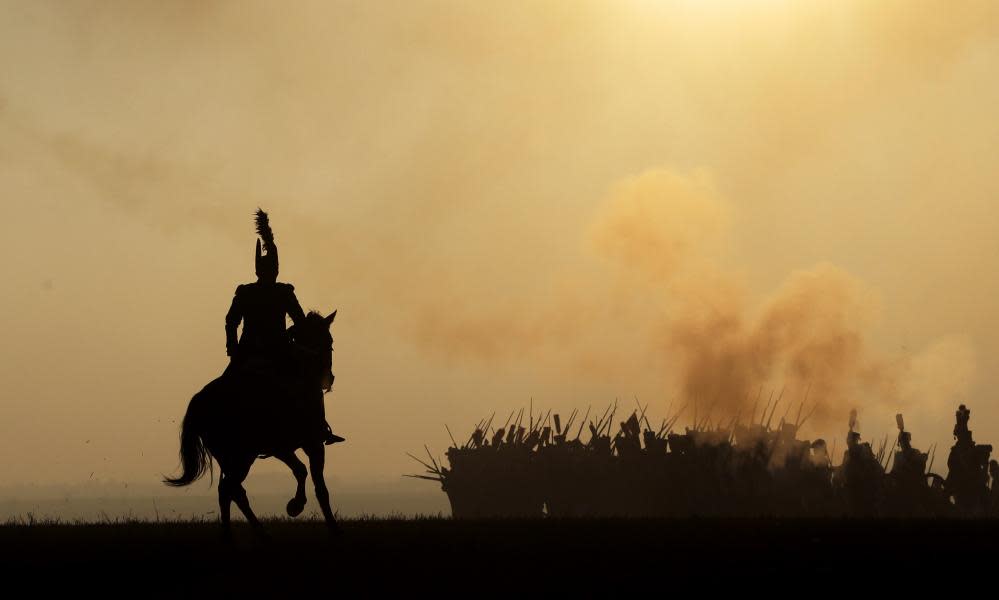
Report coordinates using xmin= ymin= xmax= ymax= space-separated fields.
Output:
xmin=2 ymin=516 xmax=995 ymax=593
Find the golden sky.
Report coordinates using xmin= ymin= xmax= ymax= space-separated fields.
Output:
xmin=1 ymin=0 xmax=998 ymax=490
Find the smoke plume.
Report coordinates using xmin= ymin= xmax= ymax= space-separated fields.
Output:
xmin=413 ymin=166 xmax=978 ymax=436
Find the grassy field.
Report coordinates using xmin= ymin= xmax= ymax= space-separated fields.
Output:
xmin=2 ymin=516 xmax=993 ymax=592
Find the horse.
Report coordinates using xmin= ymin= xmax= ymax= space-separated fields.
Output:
xmin=164 ymin=310 xmax=340 ymax=539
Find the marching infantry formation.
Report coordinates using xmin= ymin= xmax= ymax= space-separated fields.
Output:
xmin=410 ymin=401 xmax=998 ymax=519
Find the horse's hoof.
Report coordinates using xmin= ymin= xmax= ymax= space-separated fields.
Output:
xmin=252 ymin=526 xmax=273 ymax=544
xmin=286 ymin=497 xmax=306 ymax=517
xmin=326 ymin=522 xmax=343 ymax=539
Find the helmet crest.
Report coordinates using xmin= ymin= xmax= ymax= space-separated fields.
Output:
xmin=254 ymin=208 xmax=278 ymax=281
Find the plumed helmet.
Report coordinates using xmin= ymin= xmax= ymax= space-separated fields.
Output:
xmin=254 ymin=208 xmax=279 ymax=281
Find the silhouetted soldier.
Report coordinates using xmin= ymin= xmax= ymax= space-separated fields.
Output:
xmin=946 ymin=404 xmax=991 ymax=515
xmin=796 ymin=439 xmax=833 ymax=515
xmin=224 ymin=209 xmax=341 ymax=445
xmin=614 ymin=413 xmax=643 ymax=459
xmin=989 ymin=460 xmax=999 ymax=516
xmin=835 ymin=411 xmax=884 ymax=516
xmin=885 ymin=414 xmax=930 ymax=516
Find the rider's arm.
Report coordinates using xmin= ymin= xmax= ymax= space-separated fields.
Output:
xmin=225 ymin=286 xmax=244 ymax=356
xmin=285 ymin=284 xmax=307 ymax=327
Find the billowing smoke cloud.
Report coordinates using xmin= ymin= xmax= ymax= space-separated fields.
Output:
xmin=412 ymin=167 xmax=978 ymax=436
xmin=592 ymin=169 xmax=978 ymax=432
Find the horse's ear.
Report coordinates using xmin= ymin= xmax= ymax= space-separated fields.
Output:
xmin=325 ymin=310 xmax=337 ymax=327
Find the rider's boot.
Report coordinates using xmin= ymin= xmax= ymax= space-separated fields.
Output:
xmin=324 ymin=421 xmax=345 ymax=445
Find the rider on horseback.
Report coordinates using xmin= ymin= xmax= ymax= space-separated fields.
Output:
xmin=224 ymin=209 xmax=342 ymax=446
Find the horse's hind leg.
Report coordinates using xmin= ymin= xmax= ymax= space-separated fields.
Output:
xmin=224 ymin=458 xmax=267 ymax=538
xmin=304 ymin=442 xmax=340 ymax=535
xmin=218 ymin=472 xmax=233 ymax=542
xmin=274 ymin=451 xmax=308 ymax=517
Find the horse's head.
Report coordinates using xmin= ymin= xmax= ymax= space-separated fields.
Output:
xmin=290 ymin=310 xmax=336 ymax=392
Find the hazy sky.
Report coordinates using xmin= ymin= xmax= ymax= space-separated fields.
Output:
xmin=1 ymin=0 xmax=998 ymax=492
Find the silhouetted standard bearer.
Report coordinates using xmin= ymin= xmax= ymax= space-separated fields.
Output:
xmin=164 ymin=209 xmax=342 ymax=539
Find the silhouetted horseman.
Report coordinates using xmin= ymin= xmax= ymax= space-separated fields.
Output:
xmin=223 ymin=209 xmax=340 ymax=446
xmin=165 ymin=209 xmax=343 ymax=539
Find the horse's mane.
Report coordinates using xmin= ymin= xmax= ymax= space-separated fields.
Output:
xmin=291 ymin=311 xmax=330 ymax=340
xmin=305 ymin=311 xmax=326 ymax=324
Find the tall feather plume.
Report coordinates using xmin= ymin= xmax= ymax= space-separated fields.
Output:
xmin=255 ymin=208 xmax=275 ymax=253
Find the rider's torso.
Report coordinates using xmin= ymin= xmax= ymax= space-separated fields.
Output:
xmin=235 ymin=282 xmax=295 ymax=354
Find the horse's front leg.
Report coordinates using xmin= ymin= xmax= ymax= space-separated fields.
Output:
xmin=274 ymin=451 xmax=308 ymax=517
xmin=304 ymin=442 xmax=340 ymax=535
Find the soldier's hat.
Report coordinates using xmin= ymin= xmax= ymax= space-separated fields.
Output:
xmin=254 ymin=208 xmax=279 ymax=281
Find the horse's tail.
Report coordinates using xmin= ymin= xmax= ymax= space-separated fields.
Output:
xmin=163 ymin=387 xmax=214 ymax=487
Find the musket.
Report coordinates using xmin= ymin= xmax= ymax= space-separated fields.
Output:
xmin=562 ymin=408 xmax=579 ymax=437
xmin=574 ymin=406 xmax=592 ymax=441
xmin=749 ymin=385 xmax=763 ymax=426
xmin=875 ymin=435 xmax=888 ymax=463
xmin=727 ymin=409 xmax=743 ymax=444
xmin=766 ymin=387 xmax=785 ymax=430
xmin=595 ymin=403 xmax=614 ymax=431
xmin=594 ymin=402 xmax=613 ymax=435
xmin=445 ymin=424 xmax=458 ymax=449
xmin=728 ymin=412 xmax=740 ymax=444
xmin=424 ymin=445 xmax=441 ymax=475
xmin=663 ymin=403 xmax=688 ymax=437
xmin=798 ymin=402 xmax=818 ymax=431
xmin=692 ymin=395 xmax=698 ymax=431
xmin=781 ymin=403 xmax=793 ymax=425
xmin=404 ymin=474 xmax=443 ymax=482
xmin=535 ymin=409 xmax=552 ymax=434
xmin=699 ymin=401 xmax=716 ymax=432
xmin=607 ymin=399 xmax=620 ymax=432
xmin=760 ymin=389 xmax=774 ymax=426
xmin=794 ymin=383 xmax=812 ymax=428
xmin=465 ymin=420 xmax=483 ymax=447
xmin=635 ymin=397 xmax=652 ymax=431
xmin=884 ymin=439 xmax=897 ymax=472
xmin=502 ymin=409 xmax=516 ymax=431
xmin=601 ymin=403 xmax=618 ymax=437
xmin=406 ymin=452 xmax=437 ymax=473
